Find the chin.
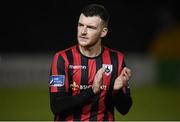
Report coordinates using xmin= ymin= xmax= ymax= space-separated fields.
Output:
xmin=78 ymin=40 xmax=88 ymax=47
xmin=79 ymin=43 xmax=89 ymax=48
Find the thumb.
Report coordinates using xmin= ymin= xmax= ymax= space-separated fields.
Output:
xmin=94 ymin=67 xmax=105 ymax=82
xmin=96 ymin=67 xmax=105 ymax=76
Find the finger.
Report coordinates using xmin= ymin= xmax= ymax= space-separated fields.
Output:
xmin=97 ymin=67 xmax=105 ymax=75
xmin=126 ymin=69 xmax=132 ymax=78
xmin=94 ymin=67 xmax=105 ymax=84
xmin=123 ymin=75 xmax=127 ymax=85
xmin=118 ymin=70 xmax=128 ymax=82
xmin=95 ymin=68 xmax=104 ymax=80
xmin=123 ymin=67 xmax=132 ymax=79
xmin=122 ymin=70 xmax=130 ymax=81
xmin=122 ymin=87 xmax=126 ymax=94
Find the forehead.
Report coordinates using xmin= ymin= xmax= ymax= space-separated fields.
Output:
xmin=78 ymin=14 xmax=103 ymax=26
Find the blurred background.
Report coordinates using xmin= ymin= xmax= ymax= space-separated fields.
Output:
xmin=0 ymin=0 xmax=180 ymax=121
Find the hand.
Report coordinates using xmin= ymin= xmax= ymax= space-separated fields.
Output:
xmin=92 ymin=67 xmax=105 ymax=94
xmin=113 ymin=67 xmax=132 ymax=92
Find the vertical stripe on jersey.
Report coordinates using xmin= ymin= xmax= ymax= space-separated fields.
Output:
xmin=88 ymin=59 xmax=96 ymax=86
xmin=57 ymin=55 xmax=65 ymax=75
xmin=51 ymin=53 xmax=58 ymax=75
xmin=89 ymin=56 xmax=102 ymax=121
xmin=109 ymin=51 xmax=118 ymax=91
xmin=100 ymin=48 xmax=112 ymax=121
xmin=117 ymin=53 xmax=124 ymax=76
xmin=60 ymin=52 xmax=70 ymax=93
xmin=71 ymin=47 xmax=82 ymax=121
xmin=56 ymin=54 xmax=66 ymax=92
xmin=71 ymin=47 xmax=82 ymax=95
xmin=85 ymin=59 xmax=96 ymax=121
xmin=65 ymin=49 xmax=73 ymax=94
xmin=106 ymin=50 xmax=119 ymax=121
xmin=50 ymin=53 xmax=59 ymax=93
xmin=80 ymin=56 xmax=90 ymax=121
xmin=64 ymin=49 xmax=74 ymax=121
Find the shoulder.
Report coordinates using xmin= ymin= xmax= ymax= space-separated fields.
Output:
xmin=54 ymin=45 xmax=77 ymax=57
xmin=103 ymin=46 xmax=124 ymax=58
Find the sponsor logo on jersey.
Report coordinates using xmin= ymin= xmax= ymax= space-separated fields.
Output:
xmin=70 ymin=81 xmax=107 ymax=91
xmin=69 ymin=65 xmax=86 ymax=69
xmin=79 ymin=84 xmax=107 ymax=90
xmin=49 ymin=75 xmax=65 ymax=87
xmin=103 ymin=64 xmax=113 ymax=75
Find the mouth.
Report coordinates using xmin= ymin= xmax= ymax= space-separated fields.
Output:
xmin=79 ymin=36 xmax=88 ymax=39
xmin=78 ymin=36 xmax=89 ymax=42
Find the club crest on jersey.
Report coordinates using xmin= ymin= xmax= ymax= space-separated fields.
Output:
xmin=103 ymin=64 xmax=113 ymax=76
xmin=49 ymin=75 xmax=65 ymax=87
xmin=70 ymin=81 xmax=79 ymax=91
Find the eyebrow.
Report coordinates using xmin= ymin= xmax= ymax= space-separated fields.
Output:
xmin=78 ymin=22 xmax=97 ymax=29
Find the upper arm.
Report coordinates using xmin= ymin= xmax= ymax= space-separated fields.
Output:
xmin=49 ymin=52 xmax=68 ymax=94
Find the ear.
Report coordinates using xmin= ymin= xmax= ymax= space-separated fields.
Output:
xmin=100 ymin=27 xmax=108 ymax=38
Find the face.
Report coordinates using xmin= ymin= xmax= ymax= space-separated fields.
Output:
xmin=77 ymin=14 xmax=108 ymax=48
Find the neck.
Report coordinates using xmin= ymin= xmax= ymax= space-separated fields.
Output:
xmin=79 ymin=45 xmax=102 ymax=58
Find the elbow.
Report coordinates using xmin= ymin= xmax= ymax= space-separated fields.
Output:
xmin=120 ymin=107 xmax=131 ymax=115
xmin=51 ymin=104 xmax=66 ymax=115
xmin=50 ymin=93 xmax=66 ymax=115
xmin=50 ymin=100 xmax=65 ymax=115
xmin=50 ymin=103 xmax=60 ymax=115
xmin=116 ymin=97 xmax=133 ymax=115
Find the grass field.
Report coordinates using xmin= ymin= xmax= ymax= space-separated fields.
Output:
xmin=115 ymin=85 xmax=180 ymax=121
xmin=0 ymin=85 xmax=180 ymax=121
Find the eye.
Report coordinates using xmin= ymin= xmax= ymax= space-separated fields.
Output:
xmin=87 ymin=25 xmax=97 ymax=30
xmin=78 ymin=23 xmax=83 ymax=27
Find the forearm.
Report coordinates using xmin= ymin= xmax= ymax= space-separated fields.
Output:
xmin=50 ymin=88 xmax=95 ymax=116
xmin=113 ymin=88 xmax=132 ymax=115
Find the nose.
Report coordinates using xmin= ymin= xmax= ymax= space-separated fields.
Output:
xmin=81 ymin=27 xmax=87 ymax=34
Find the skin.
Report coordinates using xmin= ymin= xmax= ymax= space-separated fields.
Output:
xmin=77 ymin=13 xmax=132 ymax=94
xmin=93 ymin=67 xmax=132 ymax=94
xmin=77 ymin=14 xmax=108 ymax=57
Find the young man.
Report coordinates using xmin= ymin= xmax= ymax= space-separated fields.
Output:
xmin=49 ymin=4 xmax=132 ymax=121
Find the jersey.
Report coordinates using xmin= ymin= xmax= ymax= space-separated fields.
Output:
xmin=49 ymin=44 xmax=132 ymax=121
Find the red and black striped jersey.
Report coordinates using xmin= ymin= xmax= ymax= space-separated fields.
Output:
xmin=49 ymin=44 xmax=132 ymax=121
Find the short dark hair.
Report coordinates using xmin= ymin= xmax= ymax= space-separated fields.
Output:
xmin=81 ymin=4 xmax=109 ymax=26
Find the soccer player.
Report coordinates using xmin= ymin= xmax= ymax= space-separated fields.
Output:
xmin=49 ymin=4 xmax=133 ymax=121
